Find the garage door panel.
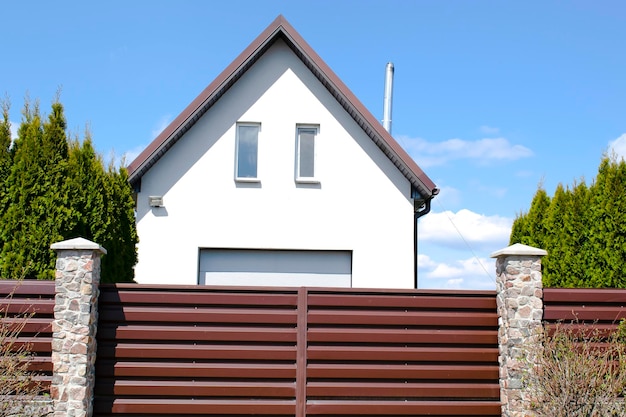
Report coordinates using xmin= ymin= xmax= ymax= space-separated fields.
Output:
xmin=199 ymin=249 xmax=352 ymax=287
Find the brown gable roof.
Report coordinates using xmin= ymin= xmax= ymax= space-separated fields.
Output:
xmin=127 ymin=15 xmax=437 ymax=199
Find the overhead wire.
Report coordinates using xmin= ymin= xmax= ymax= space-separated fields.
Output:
xmin=432 ymin=197 xmax=498 ymax=287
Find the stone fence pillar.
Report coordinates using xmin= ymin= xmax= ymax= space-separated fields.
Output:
xmin=50 ymin=237 xmax=106 ymax=417
xmin=491 ymin=243 xmax=547 ymax=417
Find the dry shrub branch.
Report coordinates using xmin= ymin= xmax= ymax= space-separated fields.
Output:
xmin=0 ymin=284 xmax=51 ymax=417
xmin=525 ymin=321 xmax=626 ymax=417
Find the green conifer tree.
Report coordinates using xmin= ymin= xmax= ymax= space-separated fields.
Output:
xmin=66 ymin=137 xmax=137 ymax=282
xmin=0 ymin=99 xmax=11 ymax=183
xmin=509 ymin=212 xmax=528 ymax=246
xmin=0 ymin=96 xmax=138 ymax=281
xmin=586 ymin=156 xmax=626 ymax=287
xmin=0 ymin=100 xmax=13 ymax=256
xmin=66 ymin=134 xmax=106 ymax=240
xmin=562 ymin=181 xmax=590 ymax=287
xmin=511 ymin=156 xmax=626 ymax=288
xmin=0 ymin=100 xmax=52 ymax=278
xmin=0 ymin=99 xmax=12 ymax=209
xmin=541 ymin=184 xmax=568 ymax=287
xmin=510 ymin=187 xmax=550 ymax=248
xmin=98 ymin=161 xmax=138 ymax=283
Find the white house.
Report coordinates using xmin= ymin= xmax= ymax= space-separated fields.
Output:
xmin=127 ymin=15 xmax=437 ymax=289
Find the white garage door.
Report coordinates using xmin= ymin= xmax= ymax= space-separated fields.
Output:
xmin=198 ymin=249 xmax=352 ymax=287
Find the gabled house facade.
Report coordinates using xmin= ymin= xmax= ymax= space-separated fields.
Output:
xmin=128 ymin=16 xmax=437 ymax=288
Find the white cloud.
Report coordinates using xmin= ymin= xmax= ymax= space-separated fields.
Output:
xmin=106 ymin=115 xmax=172 ymax=168
xmin=416 ymin=209 xmax=510 ymax=289
xmin=445 ymin=278 xmax=464 ymax=288
xmin=515 ymin=170 xmax=534 ymax=178
xmin=433 ymin=185 xmax=462 ymax=208
xmin=479 ymin=125 xmax=500 ymax=135
xmin=417 ymin=253 xmax=438 ymax=269
xmin=399 ymin=135 xmax=533 ymax=167
xmin=417 ymin=254 xmax=496 ymax=289
xmin=151 ymin=114 xmax=172 ymax=139
xmin=9 ymin=121 xmax=17 ymax=140
xmin=427 ymin=182 xmax=506 ymax=211
xmin=101 ymin=143 xmax=148 ymax=169
xmin=608 ymin=133 xmax=626 ymax=159
xmin=106 ymin=116 xmax=171 ymax=169
xmin=429 ymin=257 xmax=489 ymax=279
xmin=419 ymin=209 xmax=512 ymax=250
xmin=121 ymin=144 xmax=148 ymax=166
xmin=467 ymin=179 xmax=508 ymax=199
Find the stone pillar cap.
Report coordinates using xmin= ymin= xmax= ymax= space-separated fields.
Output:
xmin=490 ymin=243 xmax=547 ymax=258
xmin=50 ymin=237 xmax=107 ymax=255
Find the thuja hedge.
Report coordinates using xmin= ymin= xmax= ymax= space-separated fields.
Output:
xmin=0 ymin=97 xmax=137 ymax=282
xmin=511 ymin=155 xmax=626 ymax=288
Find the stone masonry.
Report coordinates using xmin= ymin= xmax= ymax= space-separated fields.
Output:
xmin=491 ymin=243 xmax=547 ymax=417
xmin=50 ymin=238 xmax=106 ymax=417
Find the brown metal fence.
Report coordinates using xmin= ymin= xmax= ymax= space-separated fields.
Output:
xmin=0 ymin=280 xmax=55 ymax=391
xmin=6 ymin=276 xmax=626 ymax=415
xmin=93 ymin=284 xmax=501 ymax=416
xmin=544 ymin=288 xmax=626 ymax=330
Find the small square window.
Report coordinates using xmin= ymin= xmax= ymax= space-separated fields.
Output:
xmin=235 ymin=123 xmax=260 ymax=181
xmin=296 ymin=126 xmax=318 ymax=182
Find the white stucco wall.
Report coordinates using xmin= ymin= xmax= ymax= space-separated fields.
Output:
xmin=134 ymin=39 xmax=416 ymax=288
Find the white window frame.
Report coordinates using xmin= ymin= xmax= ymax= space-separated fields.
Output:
xmin=295 ymin=124 xmax=319 ymax=183
xmin=235 ymin=122 xmax=261 ymax=182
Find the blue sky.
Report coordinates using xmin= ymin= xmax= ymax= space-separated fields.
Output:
xmin=2 ymin=1 xmax=625 ymax=289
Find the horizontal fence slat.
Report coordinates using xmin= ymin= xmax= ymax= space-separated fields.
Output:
xmin=544 ymin=305 xmax=626 ymax=322
xmin=99 ymin=306 xmax=297 ymax=324
xmin=307 ymin=328 xmax=497 ymax=345
xmin=10 ymin=337 xmax=53 ymax=353
xmin=98 ymin=342 xmax=297 ymax=361
xmin=0 ymin=280 xmax=56 ymax=296
xmin=26 ymin=357 xmax=53 ymax=373
xmin=99 ymin=288 xmax=299 ymax=307
xmin=307 ymin=310 xmax=496 ymax=327
xmin=98 ymin=324 xmax=297 ymax=343
xmin=95 ymin=398 xmax=296 ymax=414
xmin=306 ymin=382 xmax=499 ymax=399
xmin=306 ymin=400 xmax=501 ymax=415
xmin=308 ymin=293 xmax=496 ymax=310
xmin=1 ymin=317 xmax=53 ymax=333
xmin=306 ymin=363 xmax=498 ymax=381
xmin=0 ymin=299 xmax=55 ymax=314
xmin=544 ymin=288 xmax=626 ymax=304
xmin=96 ymin=380 xmax=296 ymax=397
xmin=95 ymin=361 xmax=296 ymax=379
xmin=305 ymin=288 xmax=496 ymax=295
xmin=307 ymin=345 xmax=498 ymax=363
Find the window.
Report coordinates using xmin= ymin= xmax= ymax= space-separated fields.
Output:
xmin=296 ymin=126 xmax=318 ymax=181
xmin=235 ymin=123 xmax=260 ymax=180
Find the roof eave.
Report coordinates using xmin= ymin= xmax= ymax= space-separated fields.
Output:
xmin=127 ymin=15 xmax=437 ymax=199
xmin=275 ymin=20 xmax=436 ymax=198
xmin=127 ymin=16 xmax=288 ymax=186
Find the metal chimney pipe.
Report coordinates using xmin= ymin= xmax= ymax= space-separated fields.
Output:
xmin=382 ymin=62 xmax=394 ymax=134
